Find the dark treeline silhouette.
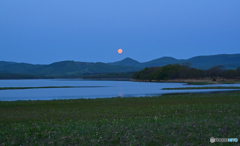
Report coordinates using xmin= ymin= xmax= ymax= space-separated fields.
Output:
xmin=0 ymin=73 xmax=45 ymax=79
xmin=0 ymin=72 xmax=134 ymax=79
xmin=132 ymin=63 xmax=240 ymax=81
xmin=82 ymin=72 xmax=134 ymax=79
xmin=0 ymin=73 xmax=85 ymax=79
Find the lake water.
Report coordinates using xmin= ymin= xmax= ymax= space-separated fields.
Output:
xmin=0 ymin=79 xmax=240 ymax=101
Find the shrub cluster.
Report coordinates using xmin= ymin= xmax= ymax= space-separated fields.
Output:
xmin=132 ymin=63 xmax=240 ymax=80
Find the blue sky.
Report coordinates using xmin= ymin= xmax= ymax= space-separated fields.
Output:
xmin=0 ymin=0 xmax=239 ymax=64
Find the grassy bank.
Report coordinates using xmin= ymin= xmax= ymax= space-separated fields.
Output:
xmin=162 ymin=86 xmax=240 ymax=90
xmin=0 ymin=92 xmax=240 ymax=145
xmin=131 ymin=79 xmax=240 ymax=85
xmin=187 ymin=80 xmax=240 ymax=85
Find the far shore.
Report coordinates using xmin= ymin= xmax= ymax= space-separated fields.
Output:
xmin=130 ymin=78 xmax=240 ymax=85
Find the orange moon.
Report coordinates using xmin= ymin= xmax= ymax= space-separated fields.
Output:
xmin=118 ymin=49 xmax=123 ymax=54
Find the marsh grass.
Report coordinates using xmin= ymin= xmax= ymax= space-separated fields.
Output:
xmin=0 ymin=92 xmax=240 ymax=145
xmin=162 ymin=86 xmax=240 ymax=90
xmin=186 ymin=82 xmax=214 ymax=85
xmin=219 ymin=81 xmax=240 ymax=84
xmin=185 ymin=80 xmax=240 ymax=85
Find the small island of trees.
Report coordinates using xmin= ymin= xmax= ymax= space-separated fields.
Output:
xmin=132 ymin=63 xmax=240 ymax=82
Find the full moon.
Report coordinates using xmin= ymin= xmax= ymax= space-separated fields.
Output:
xmin=118 ymin=49 xmax=123 ymax=54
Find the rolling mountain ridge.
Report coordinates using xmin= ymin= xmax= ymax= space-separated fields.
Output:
xmin=109 ymin=54 xmax=240 ymax=70
xmin=0 ymin=54 xmax=239 ymax=77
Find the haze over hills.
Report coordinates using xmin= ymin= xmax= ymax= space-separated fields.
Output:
xmin=0 ymin=54 xmax=240 ymax=77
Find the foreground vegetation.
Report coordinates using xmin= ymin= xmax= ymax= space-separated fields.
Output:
xmin=0 ymin=91 xmax=240 ymax=145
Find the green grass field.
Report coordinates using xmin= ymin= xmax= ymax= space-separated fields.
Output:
xmin=0 ymin=91 xmax=240 ymax=145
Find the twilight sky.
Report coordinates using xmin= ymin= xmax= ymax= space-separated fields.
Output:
xmin=0 ymin=0 xmax=239 ymax=64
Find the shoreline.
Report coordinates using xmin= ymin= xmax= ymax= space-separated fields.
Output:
xmin=1 ymin=89 xmax=240 ymax=102
xmin=1 ymin=78 xmax=240 ymax=84
xmin=130 ymin=78 xmax=240 ymax=85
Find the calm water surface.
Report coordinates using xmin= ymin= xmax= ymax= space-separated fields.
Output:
xmin=0 ymin=79 xmax=240 ymax=101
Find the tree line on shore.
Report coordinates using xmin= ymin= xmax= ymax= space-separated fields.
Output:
xmin=82 ymin=72 xmax=133 ymax=79
xmin=132 ymin=63 xmax=240 ymax=81
xmin=1 ymin=63 xmax=240 ymax=80
xmin=0 ymin=72 xmax=134 ymax=79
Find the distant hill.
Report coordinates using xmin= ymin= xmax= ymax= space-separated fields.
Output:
xmin=109 ymin=54 xmax=240 ymax=70
xmin=186 ymin=54 xmax=240 ymax=69
xmin=138 ymin=57 xmax=184 ymax=68
xmin=108 ymin=57 xmax=140 ymax=66
xmin=0 ymin=61 xmax=44 ymax=74
xmin=0 ymin=54 xmax=239 ymax=78
xmin=0 ymin=61 xmax=142 ymax=76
